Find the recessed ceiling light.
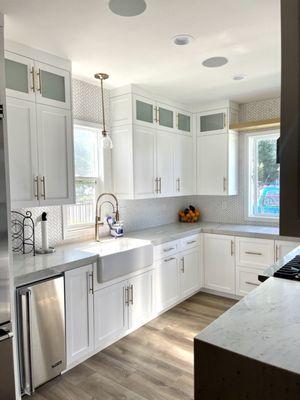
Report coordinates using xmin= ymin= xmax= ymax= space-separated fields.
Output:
xmin=233 ymin=74 xmax=246 ymax=81
xmin=172 ymin=34 xmax=194 ymax=46
xmin=202 ymin=57 xmax=228 ymax=68
xmin=109 ymin=0 xmax=147 ymax=17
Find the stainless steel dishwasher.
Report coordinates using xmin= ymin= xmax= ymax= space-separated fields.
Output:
xmin=17 ymin=276 xmax=65 ymax=395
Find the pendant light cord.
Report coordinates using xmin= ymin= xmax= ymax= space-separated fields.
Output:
xmin=100 ymin=77 xmax=107 ymax=137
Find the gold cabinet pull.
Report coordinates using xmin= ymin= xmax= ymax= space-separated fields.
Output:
xmin=176 ymin=112 xmax=179 ymax=129
xmin=129 ymin=284 xmax=134 ymax=305
xmin=231 ymin=240 xmax=234 ymax=256
xmin=245 ymin=251 xmax=263 ymax=256
xmin=37 ymin=69 xmax=42 ymax=93
xmin=181 ymin=257 xmax=185 ymax=273
xmin=176 ymin=178 xmax=180 ymax=192
xmin=30 ymin=67 xmax=36 ymax=92
xmin=245 ymin=281 xmax=259 ymax=287
xmin=158 ymin=177 xmax=162 ymax=194
xmin=34 ymin=176 xmax=39 ymax=200
xmin=41 ymin=176 xmax=46 ymax=199
xmin=125 ymin=286 xmax=129 ymax=306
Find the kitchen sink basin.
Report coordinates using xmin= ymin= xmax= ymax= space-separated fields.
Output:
xmin=80 ymin=237 xmax=153 ymax=283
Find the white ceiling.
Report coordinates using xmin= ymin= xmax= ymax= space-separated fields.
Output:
xmin=0 ymin=0 xmax=281 ymax=106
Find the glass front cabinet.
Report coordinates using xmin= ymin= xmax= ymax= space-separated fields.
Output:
xmin=198 ymin=108 xmax=228 ymax=134
xmin=177 ymin=111 xmax=191 ymax=134
xmin=5 ymin=51 xmax=70 ymax=109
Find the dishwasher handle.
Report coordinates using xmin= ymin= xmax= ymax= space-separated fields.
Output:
xmin=19 ymin=289 xmax=34 ymax=396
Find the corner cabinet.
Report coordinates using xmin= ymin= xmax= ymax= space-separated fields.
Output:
xmin=110 ymin=86 xmax=195 ymax=199
xmin=5 ymin=43 xmax=74 ymax=208
xmin=197 ymin=132 xmax=238 ymax=195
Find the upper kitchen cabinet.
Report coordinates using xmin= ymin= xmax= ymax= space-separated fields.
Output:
xmin=197 ymin=131 xmax=238 ymax=195
xmin=110 ymin=85 xmax=196 ymax=199
xmin=34 ymin=62 xmax=71 ymax=109
xmin=5 ymin=51 xmax=71 ymax=110
xmin=5 ymin=41 xmax=74 ymax=208
xmin=5 ymin=51 xmax=36 ymax=102
xmin=176 ymin=110 xmax=192 ymax=134
xmin=197 ymin=101 xmax=239 ymax=135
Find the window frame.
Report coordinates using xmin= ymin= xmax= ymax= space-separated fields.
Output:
xmin=244 ymin=129 xmax=280 ymax=223
xmin=63 ymin=120 xmax=104 ymax=237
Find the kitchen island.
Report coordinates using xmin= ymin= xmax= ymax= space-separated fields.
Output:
xmin=194 ymin=276 xmax=300 ymax=399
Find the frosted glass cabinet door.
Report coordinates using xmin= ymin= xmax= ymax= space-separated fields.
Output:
xmin=177 ymin=112 xmax=191 ymax=133
xmin=5 ymin=52 xmax=36 ymax=102
xmin=157 ymin=102 xmax=174 ymax=130
xmin=35 ymin=62 xmax=71 ymax=109
xmin=199 ymin=108 xmax=227 ymax=134
xmin=134 ymin=95 xmax=155 ymax=126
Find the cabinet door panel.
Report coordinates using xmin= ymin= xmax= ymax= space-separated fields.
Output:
xmin=180 ymin=249 xmax=201 ymax=298
xmin=199 ymin=108 xmax=227 ymax=134
xmin=158 ymin=106 xmax=174 ymax=129
xmin=5 ymin=51 xmax=35 ymax=102
xmin=94 ymin=281 xmax=128 ymax=350
xmin=275 ymin=240 xmax=300 ymax=262
xmin=175 ymin=134 xmax=194 ymax=195
xmin=133 ymin=126 xmax=155 ymax=198
xmin=35 ymin=62 xmax=71 ymax=109
xmin=37 ymin=105 xmax=74 ymax=205
xmin=155 ymin=257 xmax=179 ymax=313
xmin=65 ymin=265 xmax=94 ymax=366
xmin=177 ymin=112 xmax=191 ymax=133
xmin=204 ymin=234 xmax=235 ymax=294
xmin=197 ymin=134 xmax=228 ymax=195
xmin=134 ymin=95 xmax=155 ymax=126
xmin=129 ymin=271 xmax=153 ymax=330
xmin=6 ymin=97 xmax=39 ymax=207
xmin=156 ymin=130 xmax=175 ymax=196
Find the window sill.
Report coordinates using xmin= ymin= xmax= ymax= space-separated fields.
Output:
xmin=245 ymin=215 xmax=279 ymax=225
xmin=63 ymin=225 xmax=94 ymax=241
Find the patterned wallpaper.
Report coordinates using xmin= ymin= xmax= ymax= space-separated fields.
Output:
xmin=14 ymin=81 xmax=280 ymax=247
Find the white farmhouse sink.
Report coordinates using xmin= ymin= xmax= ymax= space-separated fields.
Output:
xmin=80 ymin=237 xmax=153 ymax=283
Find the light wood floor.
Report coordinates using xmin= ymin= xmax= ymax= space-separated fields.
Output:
xmin=28 ymin=292 xmax=236 ymax=400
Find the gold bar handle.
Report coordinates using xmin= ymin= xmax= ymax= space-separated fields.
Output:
xmin=176 ymin=112 xmax=179 ymax=129
xmin=30 ymin=67 xmax=36 ymax=92
xmin=245 ymin=251 xmax=262 ymax=256
xmin=223 ymin=177 xmax=227 ymax=193
xmin=125 ymin=287 xmax=129 ymax=306
xmin=129 ymin=284 xmax=134 ymax=305
xmin=181 ymin=257 xmax=185 ymax=273
xmin=158 ymin=177 xmax=162 ymax=194
xmin=41 ymin=176 xmax=46 ymax=200
xmin=34 ymin=176 xmax=39 ymax=200
xmin=37 ymin=69 xmax=42 ymax=93
xmin=231 ymin=240 xmax=234 ymax=256
xmin=245 ymin=281 xmax=260 ymax=287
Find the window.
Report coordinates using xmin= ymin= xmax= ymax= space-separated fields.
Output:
xmin=64 ymin=121 xmax=103 ymax=231
xmin=247 ymin=130 xmax=280 ymax=220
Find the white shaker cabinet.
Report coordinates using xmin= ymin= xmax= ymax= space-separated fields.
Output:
xmin=155 ymin=256 xmax=180 ymax=313
xmin=275 ymin=240 xmax=300 ymax=262
xmin=36 ymin=105 xmax=74 ymax=205
xmin=156 ymin=130 xmax=175 ymax=196
xmin=174 ymin=134 xmax=194 ymax=195
xmin=65 ymin=265 xmax=94 ymax=367
xmin=6 ymin=97 xmax=39 ymax=207
xmin=179 ymin=247 xmax=201 ymax=298
xmin=204 ymin=234 xmax=236 ymax=294
xmin=5 ymin=43 xmax=74 ymax=207
xmin=128 ymin=271 xmax=153 ymax=330
xmin=94 ymin=280 xmax=128 ymax=351
xmin=197 ymin=132 xmax=238 ymax=195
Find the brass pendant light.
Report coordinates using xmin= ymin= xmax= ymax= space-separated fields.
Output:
xmin=94 ymin=72 xmax=113 ymax=149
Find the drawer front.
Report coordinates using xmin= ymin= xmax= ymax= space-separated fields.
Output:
xmin=154 ymin=240 xmax=180 ymax=260
xmin=180 ymin=234 xmax=201 ymax=251
xmin=236 ymin=237 xmax=274 ymax=269
xmin=236 ymin=267 xmax=261 ymax=297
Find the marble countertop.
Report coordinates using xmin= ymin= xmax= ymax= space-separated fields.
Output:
xmin=13 ymin=221 xmax=296 ymax=287
xmin=195 ymin=277 xmax=300 ymax=374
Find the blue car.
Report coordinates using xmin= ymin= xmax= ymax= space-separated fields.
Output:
xmin=257 ymin=185 xmax=280 ymax=215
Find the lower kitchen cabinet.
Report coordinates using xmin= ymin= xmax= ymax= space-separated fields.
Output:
xmin=275 ymin=240 xmax=300 ymax=262
xmin=204 ymin=234 xmax=235 ymax=294
xmin=236 ymin=266 xmax=261 ymax=297
xmin=93 ymin=270 xmax=153 ymax=351
xmin=179 ymin=248 xmax=202 ymax=298
xmin=65 ymin=264 xmax=94 ymax=367
xmin=155 ymin=256 xmax=180 ymax=313
xmin=94 ymin=281 xmax=128 ymax=350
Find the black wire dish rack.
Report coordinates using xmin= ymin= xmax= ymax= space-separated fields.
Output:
xmin=11 ymin=211 xmax=35 ymax=256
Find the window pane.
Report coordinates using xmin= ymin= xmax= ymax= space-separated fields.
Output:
xmin=250 ymin=134 xmax=280 ymax=218
xmin=74 ymin=126 xmax=98 ymax=177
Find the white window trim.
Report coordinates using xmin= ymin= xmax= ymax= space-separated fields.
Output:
xmin=63 ymin=119 xmax=104 ymax=239
xmin=244 ymin=129 xmax=280 ymax=223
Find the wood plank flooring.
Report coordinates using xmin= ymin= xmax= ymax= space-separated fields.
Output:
xmin=27 ymin=292 xmax=236 ymax=400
